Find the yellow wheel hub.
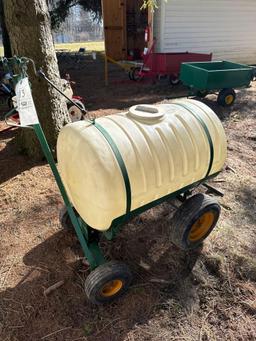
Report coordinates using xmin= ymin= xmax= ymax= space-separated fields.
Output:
xmin=100 ymin=279 xmax=123 ymax=297
xmin=225 ymin=95 xmax=234 ymax=105
xmin=189 ymin=211 xmax=215 ymax=242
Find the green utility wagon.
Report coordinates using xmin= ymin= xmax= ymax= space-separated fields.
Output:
xmin=180 ymin=61 xmax=255 ymax=106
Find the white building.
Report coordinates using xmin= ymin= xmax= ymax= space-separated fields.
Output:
xmin=153 ymin=0 xmax=256 ymax=64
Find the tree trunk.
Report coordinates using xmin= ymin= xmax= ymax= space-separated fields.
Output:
xmin=0 ymin=0 xmax=12 ymax=57
xmin=3 ymin=0 xmax=70 ymax=159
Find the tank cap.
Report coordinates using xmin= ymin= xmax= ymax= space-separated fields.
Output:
xmin=135 ymin=105 xmax=158 ymax=114
xmin=128 ymin=104 xmax=164 ymax=120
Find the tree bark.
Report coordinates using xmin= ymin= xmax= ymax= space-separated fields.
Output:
xmin=3 ymin=0 xmax=70 ymax=159
xmin=0 ymin=0 xmax=12 ymax=57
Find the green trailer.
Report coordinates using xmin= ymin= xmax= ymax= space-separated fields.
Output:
xmin=180 ymin=61 xmax=255 ymax=106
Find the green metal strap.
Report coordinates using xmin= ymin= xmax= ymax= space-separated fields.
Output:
xmin=104 ymin=171 xmax=221 ymax=240
xmin=172 ymin=102 xmax=214 ymax=179
xmin=93 ymin=121 xmax=132 ymax=216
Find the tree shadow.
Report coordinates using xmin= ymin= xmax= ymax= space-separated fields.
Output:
xmin=0 ymin=201 xmax=203 ymax=341
xmin=193 ymin=96 xmax=233 ymax=121
xmin=58 ymin=54 xmax=186 ymax=113
xmin=0 ymin=128 xmax=44 ymax=184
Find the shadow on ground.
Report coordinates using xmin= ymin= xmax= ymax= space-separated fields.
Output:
xmin=0 ymin=128 xmax=44 ymax=184
xmin=0 ymin=202 xmax=203 ymax=341
xmin=58 ymin=54 xmax=251 ymax=121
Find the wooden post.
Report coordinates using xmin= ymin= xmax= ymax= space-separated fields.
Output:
xmin=104 ymin=51 xmax=109 ymax=86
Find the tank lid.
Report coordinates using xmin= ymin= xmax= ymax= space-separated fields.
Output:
xmin=128 ymin=104 xmax=164 ymax=120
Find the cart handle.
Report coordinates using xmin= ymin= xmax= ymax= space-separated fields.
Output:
xmin=8 ymin=56 xmax=88 ymax=117
xmin=37 ymin=69 xmax=88 ymax=116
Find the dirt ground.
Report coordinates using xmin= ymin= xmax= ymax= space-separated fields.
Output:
xmin=0 ymin=54 xmax=256 ymax=341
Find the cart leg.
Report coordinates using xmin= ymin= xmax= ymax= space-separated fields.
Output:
xmin=79 ymin=219 xmax=105 ymax=268
xmin=72 ymin=216 xmax=106 ymax=270
xmin=33 ymin=123 xmax=105 ymax=270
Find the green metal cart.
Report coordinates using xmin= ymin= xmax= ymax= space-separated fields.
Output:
xmin=180 ymin=61 xmax=255 ymax=106
xmin=3 ymin=57 xmax=223 ymax=305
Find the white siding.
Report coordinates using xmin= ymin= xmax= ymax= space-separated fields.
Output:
xmin=152 ymin=2 xmax=163 ymax=52
xmin=153 ymin=0 xmax=256 ymax=64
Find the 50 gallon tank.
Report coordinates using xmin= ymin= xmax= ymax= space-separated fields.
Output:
xmin=57 ymin=99 xmax=227 ymax=231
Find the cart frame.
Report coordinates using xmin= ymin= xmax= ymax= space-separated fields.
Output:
xmin=3 ymin=57 xmax=220 ymax=272
xmin=5 ymin=106 xmax=219 ymax=270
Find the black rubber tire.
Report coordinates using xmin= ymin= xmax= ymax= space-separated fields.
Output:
xmin=169 ymin=74 xmax=180 ymax=85
xmin=131 ymin=67 xmax=143 ymax=81
xmin=217 ymin=88 xmax=236 ymax=107
xmin=169 ymin=193 xmax=221 ymax=250
xmin=67 ymin=99 xmax=86 ymax=122
xmin=128 ymin=69 xmax=134 ymax=81
xmin=85 ymin=261 xmax=132 ymax=304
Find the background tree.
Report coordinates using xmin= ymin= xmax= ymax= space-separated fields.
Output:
xmin=3 ymin=0 xmax=70 ymax=159
xmin=141 ymin=0 xmax=160 ymax=11
xmin=0 ymin=0 xmax=11 ymax=57
xmin=2 ymin=0 xmax=162 ymax=158
xmin=52 ymin=5 xmax=103 ymax=43
xmin=49 ymin=0 xmax=160 ymax=30
xmin=49 ymin=0 xmax=102 ymax=29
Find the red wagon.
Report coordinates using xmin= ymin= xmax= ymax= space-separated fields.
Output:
xmin=129 ymin=46 xmax=212 ymax=85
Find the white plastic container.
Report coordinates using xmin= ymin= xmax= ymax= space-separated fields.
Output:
xmin=57 ymin=99 xmax=227 ymax=231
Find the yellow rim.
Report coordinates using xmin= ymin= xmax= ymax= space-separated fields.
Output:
xmin=225 ymin=95 xmax=234 ymax=105
xmin=100 ymin=279 xmax=123 ymax=297
xmin=188 ymin=211 xmax=215 ymax=242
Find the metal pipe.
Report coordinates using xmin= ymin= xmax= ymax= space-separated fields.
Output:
xmin=37 ymin=69 xmax=88 ymax=115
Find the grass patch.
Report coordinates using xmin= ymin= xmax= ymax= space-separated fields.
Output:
xmin=55 ymin=41 xmax=104 ymax=52
xmin=0 ymin=41 xmax=105 ymax=57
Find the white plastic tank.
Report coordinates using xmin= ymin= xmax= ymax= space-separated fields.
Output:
xmin=57 ymin=99 xmax=227 ymax=231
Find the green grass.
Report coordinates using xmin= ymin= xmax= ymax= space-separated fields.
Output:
xmin=0 ymin=41 xmax=105 ymax=57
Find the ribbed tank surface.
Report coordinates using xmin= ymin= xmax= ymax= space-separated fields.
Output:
xmin=57 ymin=99 xmax=227 ymax=231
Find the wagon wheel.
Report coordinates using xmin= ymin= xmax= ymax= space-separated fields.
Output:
xmin=169 ymin=74 xmax=180 ymax=85
xmin=67 ymin=99 xmax=86 ymax=122
xmin=130 ymin=67 xmax=143 ymax=81
xmin=217 ymin=88 xmax=236 ymax=107
xmin=85 ymin=261 xmax=132 ymax=304
xmin=169 ymin=193 xmax=221 ymax=250
xmin=128 ymin=69 xmax=134 ymax=81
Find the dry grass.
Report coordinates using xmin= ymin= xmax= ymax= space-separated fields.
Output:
xmin=55 ymin=41 xmax=104 ymax=52
xmin=0 ymin=41 xmax=104 ymax=57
